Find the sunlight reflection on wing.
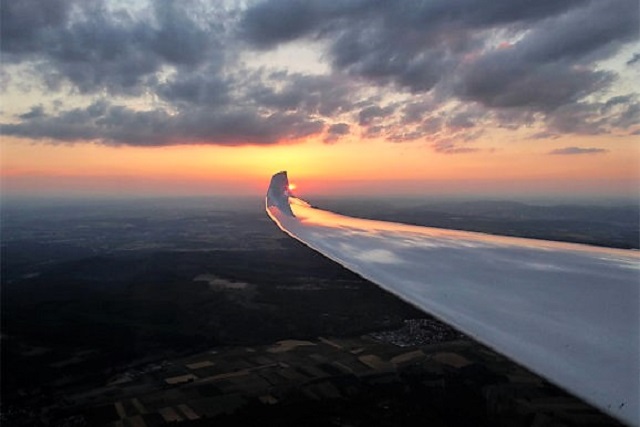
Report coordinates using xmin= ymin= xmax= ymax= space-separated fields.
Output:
xmin=266 ymin=172 xmax=640 ymax=426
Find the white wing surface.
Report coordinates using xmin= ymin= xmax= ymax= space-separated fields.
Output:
xmin=266 ymin=171 xmax=640 ymax=426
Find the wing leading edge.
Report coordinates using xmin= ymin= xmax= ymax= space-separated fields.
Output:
xmin=266 ymin=171 xmax=640 ymax=426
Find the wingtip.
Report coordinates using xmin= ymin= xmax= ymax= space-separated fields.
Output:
xmin=266 ymin=171 xmax=295 ymax=217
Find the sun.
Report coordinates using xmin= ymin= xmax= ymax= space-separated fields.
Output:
xmin=288 ymin=183 xmax=297 ymax=191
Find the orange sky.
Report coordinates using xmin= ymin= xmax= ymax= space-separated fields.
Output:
xmin=2 ymin=131 xmax=638 ymax=200
xmin=1 ymin=1 xmax=638 ymax=202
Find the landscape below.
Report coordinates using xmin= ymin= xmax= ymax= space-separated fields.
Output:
xmin=2 ymin=197 xmax=636 ymax=426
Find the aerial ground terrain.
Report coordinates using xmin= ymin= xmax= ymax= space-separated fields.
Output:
xmin=2 ymin=197 xmax=636 ymax=426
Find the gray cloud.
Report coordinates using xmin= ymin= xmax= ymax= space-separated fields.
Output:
xmin=3 ymin=100 xmax=324 ymax=146
xmin=1 ymin=0 xmax=222 ymax=94
xmin=1 ymin=0 xmax=638 ymax=148
xmin=330 ymin=30 xmax=455 ymax=93
xmin=151 ymin=0 xmax=213 ymax=66
xmin=240 ymin=0 xmax=624 ymax=99
xmin=358 ymin=105 xmax=395 ymax=126
xmin=545 ymin=95 xmax=640 ymax=135
xmin=238 ymin=0 xmax=639 ymax=143
xmin=432 ymin=140 xmax=479 ymax=154
xmin=157 ymin=69 xmax=230 ymax=107
xmin=627 ymin=53 xmax=640 ymax=66
xmin=324 ymin=122 xmax=350 ymax=143
xmin=240 ymin=0 xmax=332 ymax=48
xmin=455 ymin=0 xmax=635 ymax=112
xmin=247 ymin=72 xmax=357 ymax=117
xmin=240 ymin=0 xmax=584 ymax=50
xmin=18 ymin=105 xmax=46 ymax=120
xmin=0 ymin=0 xmax=72 ymax=54
xmin=328 ymin=123 xmax=350 ymax=135
xmin=401 ymin=100 xmax=438 ymax=124
xmin=458 ymin=60 xmax=614 ymax=111
xmin=446 ymin=108 xmax=484 ymax=130
xmin=548 ymin=147 xmax=609 ymax=155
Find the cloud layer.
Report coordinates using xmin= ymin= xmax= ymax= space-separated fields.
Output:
xmin=2 ymin=0 xmax=638 ymax=149
xmin=548 ymin=147 xmax=609 ymax=155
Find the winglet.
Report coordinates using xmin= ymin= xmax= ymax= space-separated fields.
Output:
xmin=266 ymin=171 xmax=295 ymax=217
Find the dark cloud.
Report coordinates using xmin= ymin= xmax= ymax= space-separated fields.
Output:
xmin=387 ymin=130 xmax=426 ymax=143
xmin=240 ymin=0 xmax=331 ymax=48
xmin=330 ymin=30 xmax=454 ymax=93
xmin=512 ymin=0 xmax=638 ymax=64
xmin=151 ymin=0 xmax=212 ymax=66
xmin=363 ymin=125 xmax=385 ymax=138
xmin=240 ymin=0 xmax=620 ymax=98
xmin=491 ymin=109 xmax=538 ymax=130
xmin=432 ymin=140 xmax=479 ymax=154
xmin=240 ymin=0 xmax=583 ymax=50
xmin=358 ymin=105 xmax=395 ymax=126
xmin=401 ymin=100 xmax=438 ymax=124
xmin=0 ymin=0 xmax=72 ymax=53
xmin=600 ymin=96 xmax=640 ymax=130
xmin=324 ymin=122 xmax=350 ymax=143
xmin=446 ymin=107 xmax=485 ymax=130
xmin=3 ymin=101 xmax=324 ymax=146
xmin=1 ymin=0 xmax=637 ymax=148
xmin=458 ymin=60 xmax=614 ymax=111
xmin=456 ymin=0 xmax=635 ymax=111
xmin=545 ymin=96 xmax=640 ymax=135
xmin=420 ymin=117 xmax=444 ymax=134
xmin=548 ymin=147 xmax=609 ymax=155
xmin=328 ymin=123 xmax=350 ymax=135
xmin=241 ymin=0 xmax=637 ymax=129
xmin=18 ymin=105 xmax=46 ymax=120
xmin=157 ymin=69 xmax=230 ymax=107
xmin=1 ymin=0 xmax=222 ymax=94
xmin=247 ymin=72 xmax=357 ymax=117
xmin=398 ymin=0 xmax=584 ymax=29
xmin=627 ymin=53 xmax=640 ymax=66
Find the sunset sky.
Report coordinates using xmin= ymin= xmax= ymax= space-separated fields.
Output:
xmin=1 ymin=0 xmax=639 ymax=200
